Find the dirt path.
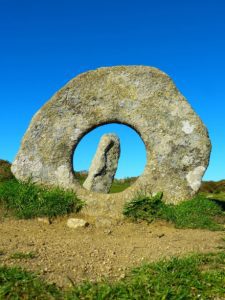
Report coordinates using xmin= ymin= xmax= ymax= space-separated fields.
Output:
xmin=0 ymin=213 xmax=224 ymax=288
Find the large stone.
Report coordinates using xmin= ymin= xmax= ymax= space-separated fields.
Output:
xmin=83 ymin=133 xmax=120 ymax=193
xmin=11 ymin=66 xmax=211 ymax=218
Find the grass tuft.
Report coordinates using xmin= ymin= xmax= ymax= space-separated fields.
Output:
xmin=0 ymin=265 xmax=61 ymax=299
xmin=161 ymin=195 xmax=224 ymax=230
xmin=123 ymin=193 xmax=225 ymax=231
xmin=123 ymin=192 xmax=164 ymax=222
xmin=0 ymin=179 xmax=84 ymax=219
xmin=10 ymin=251 xmax=37 ymax=260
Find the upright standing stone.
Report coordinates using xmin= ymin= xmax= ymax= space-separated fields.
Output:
xmin=83 ymin=133 xmax=120 ymax=193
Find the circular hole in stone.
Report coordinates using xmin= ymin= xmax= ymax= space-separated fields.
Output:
xmin=73 ymin=123 xmax=147 ymax=193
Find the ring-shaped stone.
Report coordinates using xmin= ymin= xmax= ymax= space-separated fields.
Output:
xmin=12 ymin=66 xmax=211 ymax=218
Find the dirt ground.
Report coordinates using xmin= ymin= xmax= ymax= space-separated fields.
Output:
xmin=0 ymin=212 xmax=225 ymax=288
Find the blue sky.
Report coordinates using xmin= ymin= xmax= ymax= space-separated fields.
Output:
xmin=0 ymin=0 xmax=225 ymax=180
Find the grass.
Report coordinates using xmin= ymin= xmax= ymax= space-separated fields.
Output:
xmin=10 ymin=251 xmax=37 ymax=260
xmin=0 ymin=179 xmax=84 ymax=219
xmin=161 ymin=196 xmax=225 ymax=231
xmin=0 ymin=252 xmax=225 ymax=299
xmin=123 ymin=193 xmax=225 ymax=231
xmin=109 ymin=181 xmax=132 ymax=193
xmin=68 ymin=252 xmax=225 ymax=300
xmin=0 ymin=173 xmax=225 ymax=298
xmin=204 ymin=191 xmax=225 ymax=202
xmin=123 ymin=192 xmax=164 ymax=222
xmin=0 ymin=177 xmax=224 ymax=230
xmin=0 ymin=265 xmax=61 ymax=300
xmin=110 ymin=177 xmax=137 ymax=193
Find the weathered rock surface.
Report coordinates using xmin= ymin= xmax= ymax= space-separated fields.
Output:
xmin=37 ymin=217 xmax=52 ymax=225
xmin=83 ymin=133 xmax=120 ymax=193
xmin=11 ymin=66 xmax=211 ymax=217
xmin=67 ymin=218 xmax=88 ymax=229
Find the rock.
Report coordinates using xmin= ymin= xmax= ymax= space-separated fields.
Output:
xmin=67 ymin=218 xmax=88 ymax=229
xmin=37 ymin=217 xmax=52 ymax=224
xmin=157 ymin=233 xmax=165 ymax=238
xmin=83 ymin=133 xmax=120 ymax=193
xmin=103 ymin=229 xmax=112 ymax=235
xmin=11 ymin=66 xmax=211 ymax=217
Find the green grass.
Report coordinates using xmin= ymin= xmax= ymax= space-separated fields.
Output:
xmin=161 ymin=196 xmax=225 ymax=231
xmin=123 ymin=192 xmax=164 ymax=222
xmin=123 ymin=193 xmax=225 ymax=231
xmin=0 ymin=179 xmax=84 ymax=219
xmin=1 ymin=252 xmax=225 ymax=299
xmin=0 ymin=265 xmax=61 ymax=300
xmin=110 ymin=177 xmax=137 ymax=193
xmin=109 ymin=181 xmax=131 ymax=193
xmin=204 ymin=191 xmax=225 ymax=202
xmin=68 ymin=252 xmax=225 ymax=300
xmin=10 ymin=252 xmax=37 ymax=260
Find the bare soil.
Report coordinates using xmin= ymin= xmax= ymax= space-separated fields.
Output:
xmin=0 ymin=212 xmax=224 ymax=288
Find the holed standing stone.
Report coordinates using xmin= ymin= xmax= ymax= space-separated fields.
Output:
xmin=83 ymin=133 xmax=120 ymax=193
xmin=11 ymin=66 xmax=211 ymax=212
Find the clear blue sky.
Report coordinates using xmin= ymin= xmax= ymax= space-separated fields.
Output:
xmin=0 ymin=0 xmax=225 ymax=180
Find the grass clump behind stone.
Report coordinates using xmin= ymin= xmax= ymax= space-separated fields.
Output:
xmin=123 ymin=192 xmax=164 ymax=222
xmin=0 ymin=179 xmax=84 ymax=219
xmin=161 ymin=195 xmax=224 ymax=231
xmin=123 ymin=193 xmax=225 ymax=231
